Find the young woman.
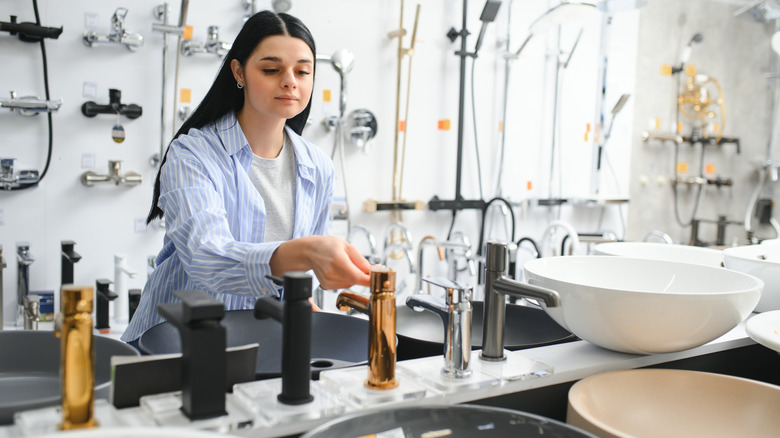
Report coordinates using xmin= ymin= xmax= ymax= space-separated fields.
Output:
xmin=122 ymin=11 xmax=371 ymax=344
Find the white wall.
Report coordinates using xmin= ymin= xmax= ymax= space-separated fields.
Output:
xmin=1 ymin=0 xmax=639 ymax=323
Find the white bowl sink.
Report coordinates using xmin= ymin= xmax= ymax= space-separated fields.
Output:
xmin=593 ymin=242 xmax=723 ymax=268
xmin=522 ymin=256 xmax=762 ymax=354
xmin=723 ymin=244 xmax=780 ymax=312
xmin=567 ymin=369 xmax=780 ymax=438
xmin=746 ymin=310 xmax=780 ymax=353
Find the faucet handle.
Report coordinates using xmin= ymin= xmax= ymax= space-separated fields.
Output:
xmin=266 ymin=272 xmax=312 ymax=301
xmin=422 ymin=277 xmax=472 ymax=304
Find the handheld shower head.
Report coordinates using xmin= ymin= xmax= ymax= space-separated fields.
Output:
xmin=330 ymin=49 xmax=355 ymax=76
xmin=272 ymin=0 xmax=292 ymax=13
xmin=680 ymin=32 xmax=703 ymax=65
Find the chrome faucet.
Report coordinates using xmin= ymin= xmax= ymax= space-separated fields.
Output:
xmin=382 ymin=243 xmax=415 ymax=275
xmin=16 ymin=242 xmax=35 ymax=327
xmin=481 ymin=241 xmax=561 ymax=361
xmin=349 ymin=224 xmax=379 ymax=264
xmin=1 ymin=91 xmax=62 ymax=116
xmin=447 ymin=231 xmax=477 ymax=280
xmin=383 ymin=223 xmax=413 ymax=254
xmin=181 ymin=26 xmax=231 ymax=57
xmin=83 ymin=7 xmax=143 ymax=51
xmin=81 ymin=160 xmax=142 ymax=187
xmin=406 ymin=277 xmax=473 ymax=378
xmin=415 ymin=236 xmax=471 ymax=295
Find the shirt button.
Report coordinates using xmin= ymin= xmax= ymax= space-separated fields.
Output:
xmin=262 ymin=287 xmax=268 ymax=293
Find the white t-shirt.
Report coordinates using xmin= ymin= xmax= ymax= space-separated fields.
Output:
xmin=248 ymin=133 xmax=296 ymax=242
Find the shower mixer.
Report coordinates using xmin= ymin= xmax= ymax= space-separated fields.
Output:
xmin=81 ymin=89 xmax=142 ymax=120
xmin=83 ymin=8 xmax=143 ymax=51
xmin=181 ymin=26 xmax=231 ymax=57
xmin=1 ymin=91 xmax=62 ymax=116
xmin=1 ymin=158 xmax=40 ymax=190
xmin=81 ymin=160 xmax=142 ymax=187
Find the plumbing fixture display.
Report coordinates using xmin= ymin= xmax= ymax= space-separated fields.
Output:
xmin=81 ymin=89 xmax=142 ymax=120
xmin=55 ymin=285 xmax=98 ymax=430
xmin=181 ymin=25 xmax=231 ymax=57
xmin=0 ymin=246 xmax=5 ymax=330
xmin=94 ymin=279 xmax=117 ymax=331
xmin=0 ymin=15 xmax=62 ymax=41
xmin=1 ymin=158 xmax=40 ymax=190
xmin=83 ymin=8 xmax=143 ymax=51
xmin=336 ymin=267 xmax=398 ymax=390
xmin=254 ymin=272 xmax=314 ymax=405
xmin=22 ymin=295 xmax=39 ymax=330
xmin=415 ymin=235 xmax=473 ymax=295
xmin=15 ymin=242 xmax=35 ymax=328
xmin=677 ymin=72 xmax=726 ymax=141
xmin=0 ymin=91 xmax=61 ymax=116
xmin=405 ymin=277 xmax=473 ymax=378
xmin=113 ymin=254 xmax=138 ymax=324
xmin=81 ymin=160 xmax=142 ymax=187
xmin=157 ymin=289 xmax=227 ymax=420
xmin=61 ymin=240 xmax=82 ymax=287
xmin=343 ymin=108 xmax=378 ymax=150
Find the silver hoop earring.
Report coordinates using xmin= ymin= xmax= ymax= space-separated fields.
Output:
xmin=237 ymin=82 xmax=244 ymax=89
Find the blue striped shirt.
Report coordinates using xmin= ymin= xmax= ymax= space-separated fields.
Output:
xmin=122 ymin=112 xmax=334 ymax=342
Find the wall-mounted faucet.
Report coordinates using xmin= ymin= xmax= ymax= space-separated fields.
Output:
xmin=16 ymin=242 xmax=35 ymax=327
xmin=254 ymin=272 xmax=314 ymax=405
xmin=406 ymin=277 xmax=473 ymax=378
xmin=1 ymin=91 xmax=61 ymax=116
xmin=61 ymin=240 xmax=82 ymax=287
xmin=56 ymin=285 xmax=98 ymax=430
xmin=481 ymin=241 xmax=561 ymax=361
xmin=81 ymin=160 xmax=142 ymax=187
xmin=336 ymin=267 xmax=398 ymax=390
xmin=83 ymin=8 xmax=143 ymax=51
xmin=1 ymin=158 xmax=40 ymax=190
xmin=113 ymin=254 xmax=138 ymax=324
xmin=81 ymin=89 xmax=142 ymax=119
xmin=181 ymin=26 xmax=231 ymax=57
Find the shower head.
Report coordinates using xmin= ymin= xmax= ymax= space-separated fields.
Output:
xmin=272 ymin=0 xmax=292 ymax=13
xmin=529 ymin=1 xmax=597 ymax=35
xmin=330 ymin=49 xmax=355 ymax=76
xmin=680 ymin=32 xmax=703 ymax=65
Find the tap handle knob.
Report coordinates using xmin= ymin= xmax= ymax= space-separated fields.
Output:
xmin=422 ymin=277 xmax=472 ymax=304
xmin=95 ymin=278 xmax=117 ymax=299
xmin=173 ymin=289 xmax=224 ymax=323
xmin=266 ymin=271 xmax=312 ymax=301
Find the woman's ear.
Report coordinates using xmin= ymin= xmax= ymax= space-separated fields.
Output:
xmin=230 ymin=59 xmax=244 ymax=84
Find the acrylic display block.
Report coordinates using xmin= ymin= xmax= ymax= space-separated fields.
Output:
xmin=139 ymin=391 xmax=254 ymax=432
xmin=319 ymin=366 xmax=431 ymax=408
xmin=397 ymin=350 xmax=503 ymax=393
xmin=232 ymin=379 xmax=347 ymax=425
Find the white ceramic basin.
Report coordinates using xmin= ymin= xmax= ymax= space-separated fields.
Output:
xmin=746 ymin=310 xmax=780 ymax=353
xmin=567 ymin=369 xmax=780 ymax=438
xmin=593 ymin=242 xmax=723 ymax=268
xmin=723 ymin=244 xmax=780 ymax=312
xmin=523 ymin=256 xmax=762 ymax=354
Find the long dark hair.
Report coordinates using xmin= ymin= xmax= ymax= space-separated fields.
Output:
xmin=146 ymin=10 xmax=317 ymax=224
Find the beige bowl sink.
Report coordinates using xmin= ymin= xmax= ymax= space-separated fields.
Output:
xmin=568 ymin=369 xmax=780 ymax=438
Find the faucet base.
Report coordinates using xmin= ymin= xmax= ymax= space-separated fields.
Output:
xmin=479 ymin=351 xmax=507 ymax=362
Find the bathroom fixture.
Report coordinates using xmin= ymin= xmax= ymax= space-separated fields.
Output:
xmin=724 ymin=243 xmax=780 ymax=312
xmin=16 ymin=243 xmax=35 ymax=328
xmin=61 ymin=240 xmax=82 ymax=287
xmin=83 ymin=8 xmax=143 ymax=51
xmin=592 ymin=94 xmax=631 ymax=194
xmin=1 ymin=158 xmax=40 ymax=190
xmin=1 ymin=91 xmax=61 ymax=116
xmin=540 ymin=220 xmax=581 ymax=256
xmin=482 ymin=241 xmax=561 ymax=361
xmin=383 ymin=222 xmax=414 ymax=259
xmin=128 ymin=289 xmax=141 ymax=322
xmin=181 ymin=26 xmax=231 ymax=57
xmin=343 ymin=109 xmax=378 ymax=150
xmin=0 ymin=245 xmax=5 ymax=329
xmin=415 ymin=236 xmax=472 ymax=295
xmin=22 ymin=296 xmax=39 ymax=330
xmin=242 ymin=0 xmax=292 ymax=18
xmin=254 ymin=272 xmax=314 ymax=405
xmin=643 ymin=229 xmax=674 ymax=244
xmin=158 ymin=289 xmax=227 ymax=420
xmin=81 ymin=89 xmax=142 ymax=119
xmin=150 ymin=1 xmax=189 ymax=167
xmin=113 ymin=254 xmax=138 ymax=324
xmin=382 ymin=243 xmax=415 ymax=276
xmin=428 ymin=0 xmax=501 ymax=214
xmin=348 ymin=224 xmax=379 ymax=264
xmin=55 ymin=285 xmax=98 ymax=430
xmin=81 ymin=160 xmax=142 ymax=187
xmin=95 ymin=279 xmax=117 ymax=331
xmin=0 ymin=15 xmax=61 ymax=41
xmin=336 ymin=268 xmax=398 ymax=390
xmin=405 ymin=277 xmax=473 ymax=378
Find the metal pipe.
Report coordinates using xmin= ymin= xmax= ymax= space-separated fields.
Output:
xmin=0 ymin=245 xmax=5 ymax=330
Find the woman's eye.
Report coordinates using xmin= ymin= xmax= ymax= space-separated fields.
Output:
xmin=297 ymin=70 xmax=311 ymax=75
xmin=262 ymin=68 xmax=279 ymax=74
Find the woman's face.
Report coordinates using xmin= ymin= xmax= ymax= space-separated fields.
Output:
xmin=231 ymin=34 xmax=314 ymax=122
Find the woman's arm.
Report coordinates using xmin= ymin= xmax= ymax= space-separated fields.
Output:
xmin=270 ymin=235 xmax=371 ymax=289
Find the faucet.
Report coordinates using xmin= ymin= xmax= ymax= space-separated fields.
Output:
xmin=61 ymin=240 xmax=82 ymax=287
xmin=1 ymin=158 xmax=40 ymax=190
xmin=540 ymin=220 xmax=580 ymax=256
xmin=1 ymin=91 xmax=62 ymax=116
xmin=349 ymin=224 xmax=379 ymax=264
xmin=447 ymin=231 xmax=477 ymax=280
xmin=55 ymin=285 xmax=98 ymax=430
xmin=181 ymin=26 xmax=231 ymax=57
xmin=82 ymin=7 xmax=143 ymax=51
xmin=81 ymin=160 xmax=142 ymax=187
xmin=158 ymin=289 xmax=227 ymax=420
xmin=254 ymin=272 xmax=314 ymax=405
xmin=383 ymin=223 xmax=413 ymax=255
xmin=481 ymin=241 xmax=561 ymax=361
xmin=94 ymin=279 xmax=117 ymax=332
xmin=336 ymin=267 xmax=398 ymax=390
xmin=16 ymin=242 xmax=35 ymax=327
xmin=382 ymin=243 xmax=415 ymax=274
xmin=113 ymin=254 xmax=138 ymax=324
xmin=415 ymin=236 xmax=472 ymax=295
xmin=406 ymin=277 xmax=473 ymax=378
xmin=23 ymin=296 xmax=40 ymax=330
xmin=0 ymin=245 xmax=6 ymax=329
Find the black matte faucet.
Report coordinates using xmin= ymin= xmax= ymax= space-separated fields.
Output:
xmin=254 ymin=272 xmax=313 ymax=405
xmin=61 ymin=240 xmax=82 ymax=287
xmin=95 ymin=279 xmax=117 ymax=331
xmin=158 ymin=290 xmax=227 ymax=420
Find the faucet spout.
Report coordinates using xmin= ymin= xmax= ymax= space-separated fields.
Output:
xmin=336 ymin=291 xmax=369 ymax=315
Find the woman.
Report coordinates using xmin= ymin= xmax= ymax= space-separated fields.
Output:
xmin=122 ymin=11 xmax=371 ymax=345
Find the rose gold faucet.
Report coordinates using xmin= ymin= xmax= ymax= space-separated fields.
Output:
xmin=336 ymin=267 xmax=398 ymax=390
xmin=55 ymin=285 xmax=97 ymax=430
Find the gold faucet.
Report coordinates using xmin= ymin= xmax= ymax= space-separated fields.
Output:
xmin=55 ymin=285 xmax=97 ymax=430
xmin=336 ymin=267 xmax=398 ymax=390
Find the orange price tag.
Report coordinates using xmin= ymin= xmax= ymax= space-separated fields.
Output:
xmin=705 ymin=163 xmax=716 ymax=175
xmin=182 ymin=25 xmax=193 ymax=40
xmin=322 ymin=89 xmax=331 ymax=102
xmin=526 ymin=180 xmax=533 ymax=191
xmin=438 ymin=119 xmax=451 ymax=130
xmin=398 ymin=120 xmax=406 ymax=132
xmin=180 ymin=88 xmax=191 ymax=104
xmin=676 ymin=162 xmax=688 ymax=174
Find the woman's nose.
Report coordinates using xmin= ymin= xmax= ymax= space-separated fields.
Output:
xmin=281 ymin=70 xmax=297 ymax=89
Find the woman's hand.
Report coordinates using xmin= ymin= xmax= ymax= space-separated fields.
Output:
xmin=271 ymin=235 xmax=372 ymax=290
